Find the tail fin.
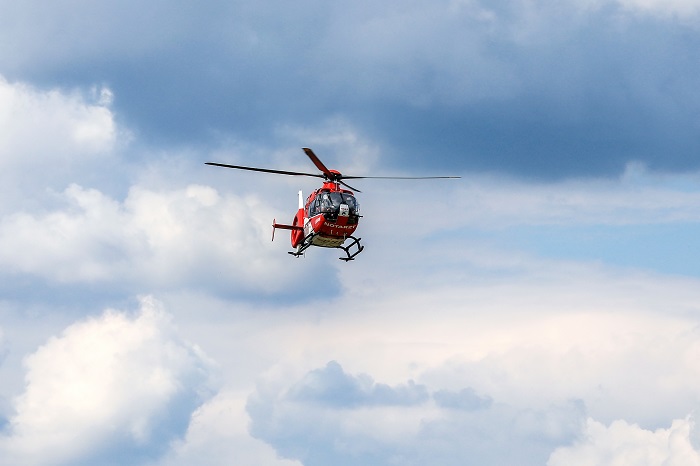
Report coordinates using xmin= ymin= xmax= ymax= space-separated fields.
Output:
xmin=271 ymin=191 xmax=304 ymax=242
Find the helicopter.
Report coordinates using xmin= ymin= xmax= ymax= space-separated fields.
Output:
xmin=206 ymin=148 xmax=459 ymax=261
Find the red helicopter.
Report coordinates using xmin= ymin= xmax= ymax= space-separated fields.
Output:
xmin=206 ymin=148 xmax=459 ymax=261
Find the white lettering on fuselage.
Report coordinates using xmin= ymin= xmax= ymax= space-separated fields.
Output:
xmin=324 ymin=222 xmax=355 ymax=230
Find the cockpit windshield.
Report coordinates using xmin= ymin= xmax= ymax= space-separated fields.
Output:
xmin=308 ymin=191 xmax=360 ymax=222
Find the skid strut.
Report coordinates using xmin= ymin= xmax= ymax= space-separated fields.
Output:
xmin=288 ymin=232 xmax=316 ymax=258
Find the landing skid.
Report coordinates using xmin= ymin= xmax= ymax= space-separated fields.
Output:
xmin=288 ymin=234 xmax=364 ymax=261
xmin=337 ymin=235 xmax=364 ymax=261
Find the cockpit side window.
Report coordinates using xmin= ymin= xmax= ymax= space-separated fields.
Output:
xmin=307 ymin=192 xmax=325 ymax=217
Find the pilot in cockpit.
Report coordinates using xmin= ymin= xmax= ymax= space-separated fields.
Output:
xmin=320 ymin=193 xmax=334 ymax=213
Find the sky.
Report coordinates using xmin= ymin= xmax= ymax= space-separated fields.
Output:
xmin=2 ymin=0 xmax=700 ymax=465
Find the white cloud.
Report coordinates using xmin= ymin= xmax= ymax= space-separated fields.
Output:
xmin=418 ymin=309 xmax=700 ymax=427
xmin=0 ymin=76 xmax=116 ymax=158
xmin=0 ymin=296 xmax=215 ymax=466
xmin=0 ymin=76 xmax=116 ymax=155
xmin=0 ymin=182 xmax=326 ymax=294
xmin=0 ymin=75 xmax=121 ymax=212
xmin=548 ymin=417 xmax=700 ymax=466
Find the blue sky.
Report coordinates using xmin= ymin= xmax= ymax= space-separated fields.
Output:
xmin=2 ymin=1 xmax=700 ymax=465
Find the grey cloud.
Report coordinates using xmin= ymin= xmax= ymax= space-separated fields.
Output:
xmin=433 ymin=387 xmax=492 ymax=411
xmin=246 ymin=361 xmax=431 ymax=463
xmin=406 ymin=400 xmax=586 ymax=466
xmin=3 ymin=1 xmax=700 ymax=178
xmin=286 ymin=361 xmax=429 ymax=408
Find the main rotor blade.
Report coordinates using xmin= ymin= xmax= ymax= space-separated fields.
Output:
xmin=205 ymin=162 xmax=324 ymax=179
xmin=339 ymin=175 xmax=459 ymax=191
xmin=302 ymin=148 xmax=335 ymax=179
xmin=341 ymin=175 xmax=461 ymax=180
xmin=339 ymin=180 xmax=362 ymax=193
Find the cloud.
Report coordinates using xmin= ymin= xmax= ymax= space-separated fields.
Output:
xmin=347 ymin=164 xmax=700 ymax=284
xmin=0 ymin=1 xmax=226 ymax=73
xmin=232 ymin=253 xmax=700 ymax=450
xmin=247 ymin=361 xmax=586 ymax=466
xmin=0 ymin=76 xmax=116 ymax=158
xmin=411 ymin=400 xmax=586 ymax=466
xmin=4 ymin=2 xmax=700 ymax=177
xmin=246 ymin=361 xmax=434 ymax=464
xmin=548 ymin=417 xmax=700 ymax=466
xmin=0 ymin=296 xmax=216 ymax=466
xmin=433 ymin=387 xmax=492 ymax=411
xmin=372 ymin=276 xmax=700 ymax=429
xmin=397 ymin=163 xmax=700 ymax=232
xmin=285 ymin=360 xmax=429 ymax=408
xmin=0 ymin=76 xmax=340 ymax=301
xmin=158 ymin=390 xmax=302 ymax=466
xmin=0 ymin=182 xmax=334 ymax=297
xmin=243 ymin=279 xmax=700 ymax=464
xmin=0 ymin=75 xmax=121 ymax=212
xmin=3 ymin=2 xmax=700 ymax=464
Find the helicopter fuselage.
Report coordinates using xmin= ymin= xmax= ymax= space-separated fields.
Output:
xmin=275 ymin=181 xmax=363 ymax=260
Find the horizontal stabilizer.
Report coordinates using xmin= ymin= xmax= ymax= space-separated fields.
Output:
xmin=271 ymin=219 xmax=303 ymax=242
